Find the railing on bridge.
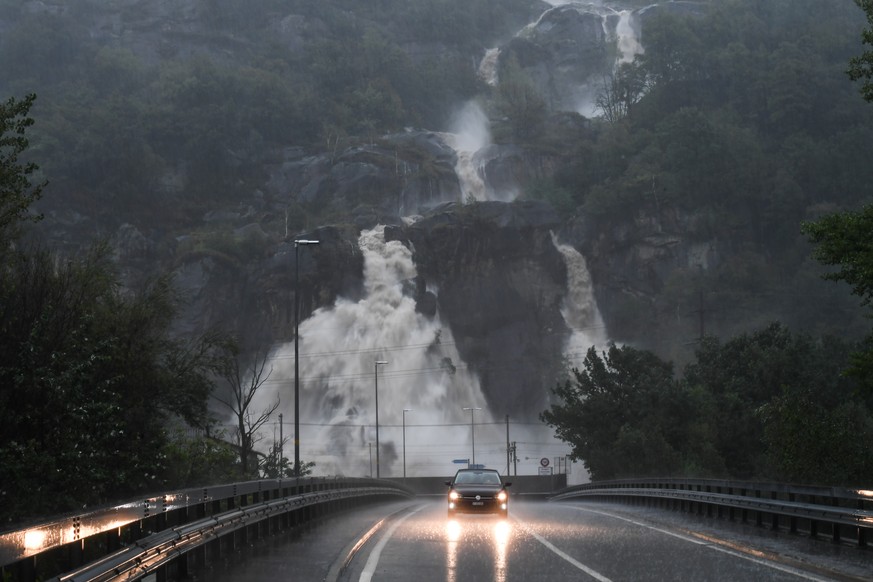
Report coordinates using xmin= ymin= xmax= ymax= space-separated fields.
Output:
xmin=550 ymin=478 xmax=873 ymax=547
xmin=6 ymin=476 xmax=870 ymax=580
xmin=0 ymin=476 xmax=414 ymax=582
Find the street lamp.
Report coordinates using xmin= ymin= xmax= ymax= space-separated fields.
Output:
xmin=293 ymin=238 xmax=319 ymax=477
xmin=463 ymin=407 xmax=482 ymax=467
xmin=374 ymin=360 xmax=388 ymax=478
xmin=402 ymin=408 xmax=412 ymax=479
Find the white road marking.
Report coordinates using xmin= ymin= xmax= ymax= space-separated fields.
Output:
xmin=566 ymin=505 xmax=834 ymax=582
xmin=511 ymin=516 xmax=613 ymax=582
xmin=358 ymin=504 xmax=425 ymax=582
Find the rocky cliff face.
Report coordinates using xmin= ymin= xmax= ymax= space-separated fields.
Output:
xmin=154 ymin=197 xmax=575 ymax=420
xmin=387 ymin=201 xmax=570 ymax=417
xmin=13 ymin=0 xmax=861 ymax=427
xmin=91 ymin=0 xmax=715 ymax=413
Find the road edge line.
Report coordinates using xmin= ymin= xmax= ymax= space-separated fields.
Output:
xmin=324 ymin=502 xmax=420 ymax=582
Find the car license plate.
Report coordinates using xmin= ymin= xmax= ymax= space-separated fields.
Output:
xmin=472 ymin=501 xmax=484 ymax=506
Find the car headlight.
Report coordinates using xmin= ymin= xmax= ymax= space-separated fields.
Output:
xmin=497 ymin=491 xmax=507 ymax=502
xmin=449 ymin=491 xmax=459 ymax=500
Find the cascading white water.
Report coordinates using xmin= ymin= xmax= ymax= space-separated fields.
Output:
xmin=478 ymin=48 xmax=500 ymax=86
xmin=615 ymin=9 xmax=644 ymax=63
xmin=257 ymin=226 xmax=493 ymax=477
xmin=514 ymin=1 xmax=651 ymax=119
xmin=440 ymin=100 xmax=492 ymax=202
xmin=551 ymin=232 xmax=609 ymax=365
xmin=248 ymin=2 xmax=657 ymax=482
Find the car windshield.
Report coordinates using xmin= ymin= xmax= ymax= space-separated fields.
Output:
xmin=455 ymin=471 xmax=501 ymax=485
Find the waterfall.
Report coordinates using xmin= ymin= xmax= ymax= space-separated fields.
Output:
xmin=478 ymin=48 xmax=500 ymax=86
xmin=250 ymin=3 xmax=657 ymax=480
xmin=551 ymin=233 xmax=608 ymax=365
xmin=258 ymin=226 xmax=491 ymax=477
xmin=615 ymin=9 xmax=644 ymax=63
xmin=440 ymin=101 xmax=492 ymax=202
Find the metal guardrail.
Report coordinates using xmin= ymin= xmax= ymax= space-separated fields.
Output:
xmin=0 ymin=476 xmax=414 ymax=582
xmin=550 ymin=478 xmax=873 ymax=547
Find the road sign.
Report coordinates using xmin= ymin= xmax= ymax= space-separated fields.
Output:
xmin=452 ymin=459 xmax=469 ymax=464
xmin=540 ymin=457 xmax=550 ymax=467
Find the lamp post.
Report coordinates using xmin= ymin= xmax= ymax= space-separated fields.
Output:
xmin=374 ymin=360 xmax=388 ymax=478
xmin=402 ymin=408 xmax=412 ymax=479
xmin=463 ymin=406 xmax=482 ymax=467
xmin=293 ymin=239 xmax=319 ymax=477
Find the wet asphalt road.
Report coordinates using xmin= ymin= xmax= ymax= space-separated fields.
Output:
xmin=196 ymin=498 xmax=873 ymax=581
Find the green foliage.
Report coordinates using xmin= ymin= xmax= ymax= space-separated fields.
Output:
xmin=0 ymin=244 xmax=231 ymax=523
xmin=493 ymin=57 xmax=547 ymax=142
xmin=543 ymin=324 xmax=869 ymax=485
xmin=549 ymin=0 xmax=873 ymax=355
xmin=0 ymin=93 xmax=44 ymax=242
xmin=526 ymin=178 xmax=575 ymax=215
xmin=541 ymin=343 xmax=720 ymax=480
xmin=684 ymin=324 xmax=849 ymax=478
xmin=259 ymin=443 xmax=316 ymax=478
xmin=596 ymin=61 xmax=650 ymax=123
xmin=803 ymin=205 xmax=873 ymax=307
xmin=760 ymin=390 xmax=873 ymax=485
xmin=0 ymin=0 xmax=535 ymax=229
xmin=162 ymin=429 xmax=240 ymax=487
xmin=803 ymin=205 xmax=873 ymax=391
xmin=848 ymin=0 xmax=873 ymax=101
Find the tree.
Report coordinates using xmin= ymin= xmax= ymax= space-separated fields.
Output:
xmin=494 ymin=56 xmax=547 ymax=141
xmin=848 ymin=0 xmax=873 ymax=102
xmin=802 ymin=207 xmax=873 ymax=391
xmin=0 ymin=245 xmax=229 ymax=522
xmin=684 ymin=323 xmax=859 ymax=480
xmin=803 ymin=206 xmax=873 ymax=307
xmin=543 ymin=325 xmax=865 ymax=484
xmin=541 ymin=343 xmax=711 ymax=480
xmin=213 ymin=346 xmax=280 ymax=478
xmin=760 ymin=389 xmax=873 ymax=486
xmin=162 ymin=428 xmax=240 ymax=487
xmin=0 ymin=93 xmax=45 ymax=243
xmin=595 ymin=61 xmax=649 ymax=123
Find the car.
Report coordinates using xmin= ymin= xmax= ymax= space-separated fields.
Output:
xmin=445 ymin=468 xmax=512 ymax=517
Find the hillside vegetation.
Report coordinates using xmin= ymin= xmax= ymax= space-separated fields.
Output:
xmin=2 ymin=0 xmax=873 ymax=523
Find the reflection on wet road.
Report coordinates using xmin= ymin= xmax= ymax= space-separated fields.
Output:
xmin=345 ymin=501 xmax=855 ymax=581
xmin=199 ymin=499 xmax=869 ymax=581
xmin=443 ymin=518 xmax=511 ymax=582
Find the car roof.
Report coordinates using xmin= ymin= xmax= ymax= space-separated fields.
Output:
xmin=454 ymin=468 xmax=500 ymax=474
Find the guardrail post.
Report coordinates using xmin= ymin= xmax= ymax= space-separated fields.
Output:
xmin=755 ymin=490 xmax=763 ymax=526
xmin=788 ymin=492 xmax=798 ymax=534
xmin=193 ymin=539 xmax=207 ymax=571
xmin=770 ymin=491 xmax=779 ymax=531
